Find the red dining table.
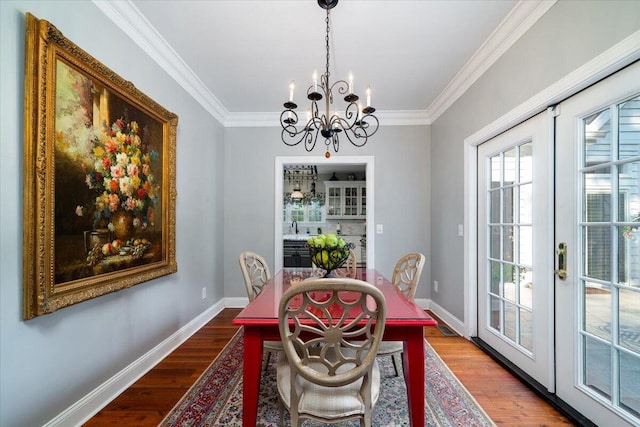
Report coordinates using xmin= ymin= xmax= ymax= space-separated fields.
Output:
xmin=233 ymin=267 xmax=437 ymax=426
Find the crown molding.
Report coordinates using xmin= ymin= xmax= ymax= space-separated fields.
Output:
xmin=92 ymin=0 xmax=228 ymax=124
xmin=93 ymin=0 xmax=554 ymax=128
xmin=375 ymin=110 xmax=432 ymax=126
xmin=225 ymin=110 xmax=431 ymax=128
xmin=426 ymin=0 xmax=557 ymax=123
xmin=465 ymin=29 xmax=640 ymax=147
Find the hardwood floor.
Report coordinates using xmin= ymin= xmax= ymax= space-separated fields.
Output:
xmin=84 ymin=308 xmax=574 ymax=426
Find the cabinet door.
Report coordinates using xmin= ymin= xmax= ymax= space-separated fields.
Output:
xmin=344 ymin=185 xmax=359 ymax=217
xmin=326 ymin=186 xmax=342 ymax=217
xmin=359 ymin=185 xmax=366 ymax=216
xmin=325 ymin=182 xmax=367 ymax=219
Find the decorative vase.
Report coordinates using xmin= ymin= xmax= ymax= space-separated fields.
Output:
xmin=112 ymin=210 xmax=135 ymax=242
xmin=84 ymin=228 xmax=110 ymax=252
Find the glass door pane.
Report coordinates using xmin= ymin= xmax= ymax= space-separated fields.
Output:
xmin=487 ymin=143 xmax=534 ymax=353
xmin=579 ymin=95 xmax=640 ymax=419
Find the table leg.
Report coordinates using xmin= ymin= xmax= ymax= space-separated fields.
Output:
xmin=403 ymin=327 xmax=425 ymax=426
xmin=242 ymin=326 xmax=263 ymax=427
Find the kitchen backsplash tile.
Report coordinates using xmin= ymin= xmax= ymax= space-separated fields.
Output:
xmin=283 ymin=220 xmax=365 ymax=236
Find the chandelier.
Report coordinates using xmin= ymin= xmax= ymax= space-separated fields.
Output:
xmin=280 ymin=0 xmax=379 ymax=158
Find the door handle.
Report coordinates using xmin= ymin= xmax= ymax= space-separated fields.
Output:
xmin=555 ymin=242 xmax=567 ymax=280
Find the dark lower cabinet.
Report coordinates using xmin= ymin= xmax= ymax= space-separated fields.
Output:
xmin=283 ymin=240 xmax=311 ymax=267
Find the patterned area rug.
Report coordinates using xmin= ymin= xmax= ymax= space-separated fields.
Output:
xmin=160 ymin=329 xmax=495 ymax=426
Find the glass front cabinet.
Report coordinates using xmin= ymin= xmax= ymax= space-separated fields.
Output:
xmin=325 ymin=181 xmax=366 ymax=219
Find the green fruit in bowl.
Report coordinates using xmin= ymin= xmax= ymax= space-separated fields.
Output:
xmin=325 ymin=235 xmax=338 ymax=247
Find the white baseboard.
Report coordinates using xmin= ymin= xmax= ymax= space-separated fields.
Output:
xmin=45 ymin=296 xmax=465 ymax=426
xmin=224 ymin=296 xmax=249 ymax=308
xmin=44 ymin=300 xmax=226 ymax=427
xmin=416 ymin=298 xmax=466 ymax=337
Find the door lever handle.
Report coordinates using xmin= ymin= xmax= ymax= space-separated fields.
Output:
xmin=555 ymin=242 xmax=567 ymax=280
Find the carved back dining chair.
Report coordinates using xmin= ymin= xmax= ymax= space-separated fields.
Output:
xmin=337 ymin=248 xmax=358 ymax=278
xmin=239 ymin=251 xmax=272 ymax=300
xmin=238 ymin=251 xmax=281 ymax=370
xmin=277 ymin=278 xmax=386 ymax=427
xmin=376 ymin=252 xmax=425 ymax=376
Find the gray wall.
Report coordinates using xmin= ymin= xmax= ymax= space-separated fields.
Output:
xmin=430 ymin=0 xmax=640 ymax=320
xmin=2 ymin=0 xmax=638 ymax=424
xmin=223 ymin=125 xmax=431 ymax=300
xmin=0 ymin=2 xmax=225 ymax=425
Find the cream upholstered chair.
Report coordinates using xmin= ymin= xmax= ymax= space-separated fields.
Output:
xmin=377 ymin=252 xmax=425 ymax=376
xmin=238 ymin=251 xmax=282 ymax=370
xmin=311 ymin=248 xmax=357 ymax=278
xmin=277 ymin=278 xmax=386 ymax=427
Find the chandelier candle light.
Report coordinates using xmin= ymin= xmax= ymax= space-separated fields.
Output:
xmin=280 ymin=0 xmax=379 ymax=158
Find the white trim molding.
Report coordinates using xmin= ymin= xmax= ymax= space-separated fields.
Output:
xmin=427 ymin=0 xmax=557 ymax=123
xmin=463 ymin=30 xmax=640 ymax=340
xmin=274 ymin=156 xmax=375 ymax=272
xmin=93 ymin=0 xmax=554 ymax=128
xmin=466 ymin=30 xmax=640 ymax=146
xmin=420 ymin=299 xmax=465 ymax=337
xmin=44 ymin=300 xmax=226 ymax=426
xmin=225 ymin=110 xmax=432 ymax=128
xmin=92 ymin=0 xmax=228 ymax=124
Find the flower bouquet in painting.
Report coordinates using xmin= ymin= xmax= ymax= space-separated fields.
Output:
xmin=307 ymin=233 xmax=354 ymax=277
xmin=78 ymin=118 xmax=158 ymax=264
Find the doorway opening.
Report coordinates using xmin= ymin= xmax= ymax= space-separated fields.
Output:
xmin=274 ymin=156 xmax=375 ymax=272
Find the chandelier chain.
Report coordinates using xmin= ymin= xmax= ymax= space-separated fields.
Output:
xmin=325 ymin=8 xmax=331 ymax=82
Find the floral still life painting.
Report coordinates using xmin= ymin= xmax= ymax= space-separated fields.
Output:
xmin=23 ymin=13 xmax=177 ymax=319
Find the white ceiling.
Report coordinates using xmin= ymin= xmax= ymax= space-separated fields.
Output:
xmin=97 ymin=0 xmax=553 ymax=126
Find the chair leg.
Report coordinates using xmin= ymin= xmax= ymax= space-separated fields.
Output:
xmin=390 ymin=354 xmax=400 ymax=377
xmin=363 ymin=411 xmax=372 ymax=427
xmin=262 ymin=351 xmax=271 ymax=371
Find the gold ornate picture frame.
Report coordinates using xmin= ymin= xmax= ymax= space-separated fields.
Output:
xmin=23 ymin=13 xmax=178 ymax=319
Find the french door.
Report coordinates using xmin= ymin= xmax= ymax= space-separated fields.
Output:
xmin=477 ymin=111 xmax=554 ymax=390
xmin=555 ymin=61 xmax=640 ymax=426
xmin=477 ymin=61 xmax=640 ymax=425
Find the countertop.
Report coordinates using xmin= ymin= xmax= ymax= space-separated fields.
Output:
xmin=283 ymin=234 xmax=314 ymax=241
xmin=283 ymin=234 xmax=365 ymax=241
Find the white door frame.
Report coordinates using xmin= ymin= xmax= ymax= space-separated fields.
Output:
xmin=463 ymin=32 xmax=640 ymax=340
xmin=274 ymin=155 xmax=375 ymax=272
